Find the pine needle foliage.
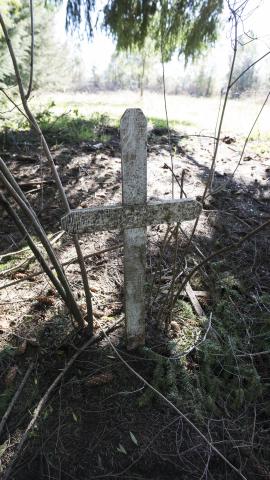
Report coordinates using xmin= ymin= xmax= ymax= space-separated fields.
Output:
xmin=53 ymin=0 xmax=224 ymax=62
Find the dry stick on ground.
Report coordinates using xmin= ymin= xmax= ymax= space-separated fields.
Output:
xmin=25 ymin=0 xmax=34 ymax=100
xmin=0 ymin=231 xmax=64 ymax=278
xmin=0 ymin=170 xmax=83 ymax=326
xmin=0 ymin=243 xmax=123 ymax=292
xmin=0 ymin=362 xmax=34 ymax=439
xmin=92 ymin=324 xmax=248 ymax=480
xmin=2 ymin=319 xmax=122 ymax=480
xmin=1 ymin=246 xmax=35 ymax=262
xmin=0 ymin=230 xmax=63 ymax=261
xmin=0 ymin=12 xmax=93 ymax=333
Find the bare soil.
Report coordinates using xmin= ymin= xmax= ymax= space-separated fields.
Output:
xmin=0 ymin=124 xmax=269 ymax=479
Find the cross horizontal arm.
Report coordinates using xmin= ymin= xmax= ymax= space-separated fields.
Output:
xmin=61 ymin=199 xmax=201 ymax=234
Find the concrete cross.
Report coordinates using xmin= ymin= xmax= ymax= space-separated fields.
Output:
xmin=62 ymin=109 xmax=201 ymax=350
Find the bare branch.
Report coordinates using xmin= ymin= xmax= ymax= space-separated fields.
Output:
xmin=0 ymin=362 xmax=34 ymax=438
xmin=229 ymin=50 xmax=270 ymax=90
xmin=0 ymin=166 xmax=84 ymax=327
xmin=0 ymin=11 xmax=93 ymax=331
xmin=0 ymin=243 xmax=123 ymax=292
xmin=0 ymin=194 xmax=68 ymax=301
xmin=25 ymin=0 xmax=34 ymax=100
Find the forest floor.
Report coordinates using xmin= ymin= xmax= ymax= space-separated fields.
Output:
xmin=0 ymin=92 xmax=270 ymax=479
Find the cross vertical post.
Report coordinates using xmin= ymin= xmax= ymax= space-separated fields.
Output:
xmin=120 ymin=109 xmax=147 ymax=350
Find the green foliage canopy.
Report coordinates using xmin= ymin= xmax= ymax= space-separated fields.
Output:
xmin=57 ymin=0 xmax=224 ymax=62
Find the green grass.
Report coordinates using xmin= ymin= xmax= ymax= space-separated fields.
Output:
xmin=35 ymin=91 xmax=270 ymax=137
xmin=1 ymin=91 xmax=269 ymax=142
xmin=0 ymin=97 xmax=196 ymax=146
xmin=0 ymin=102 xmax=116 ymax=145
xmin=33 ymin=105 xmax=113 ymax=143
xmin=148 ymin=116 xmax=195 ymax=129
xmin=0 ymin=257 xmax=19 ymax=272
xmin=0 ymin=106 xmax=113 ymax=144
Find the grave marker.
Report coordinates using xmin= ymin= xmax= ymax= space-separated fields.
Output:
xmin=62 ymin=109 xmax=201 ymax=349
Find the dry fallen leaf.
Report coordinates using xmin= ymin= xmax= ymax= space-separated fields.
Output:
xmin=5 ymin=366 xmax=18 ymax=386
xmin=130 ymin=431 xmax=138 ymax=446
xmin=171 ymin=321 xmax=181 ymax=336
xmin=85 ymin=372 xmax=113 ymax=386
xmin=90 ymin=286 xmax=98 ymax=293
xmin=36 ymin=295 xmax=54 ymax=306
xmin=117 ymin=443 xmax=127 ymax=455
xmin=11 ymin=272 xmax=27 ymax=280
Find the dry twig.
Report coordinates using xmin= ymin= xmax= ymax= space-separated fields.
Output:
xmin=0 ymin=362 xmax=34 ymax=439
xmin=0 ymin=243 xmax=123 ymax=291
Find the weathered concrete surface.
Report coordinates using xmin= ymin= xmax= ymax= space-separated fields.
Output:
xmin=61 ymin=199 xmax=201 ymax=234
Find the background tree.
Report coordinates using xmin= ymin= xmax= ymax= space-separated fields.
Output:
xmin=103 ymin=39 xmax=158 ymax=95
xmin=0 ymin=0 xmax=31 ymax=88
xmin=0 ymin=1 xmax=83 ymax=93
xmin=230 ymin=42 xmax=259 ymax=98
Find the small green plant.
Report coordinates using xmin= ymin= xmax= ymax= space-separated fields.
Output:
xmin=0 ymin=102 xmax=114 ymax=145
xmin=149 ymin=116 xmax=194 ymax=130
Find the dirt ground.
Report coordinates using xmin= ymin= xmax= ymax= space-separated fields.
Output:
xmin=0 ymin=119 xmax=269 ymax=479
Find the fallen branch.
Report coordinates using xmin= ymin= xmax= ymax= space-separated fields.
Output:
xmin=2 ymin=318 xmax=122 ymax=480
xmin=0 ymin=231 xmax=64 ymax=278
xmin=185 ymin=282 xmax=205 ymax=318
xmin=236 ymin=349 xmax=270 ymax=358
xmin=0 ymin=243 xmax=123 ymax=291
xmin=1 ymin=245 xmax=38 ymax=261
xmin=0 ymin=362 xmax=34 ymax=439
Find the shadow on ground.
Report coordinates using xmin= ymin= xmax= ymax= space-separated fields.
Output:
xmin=0 ymin=122 xmax=270 ymax=479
